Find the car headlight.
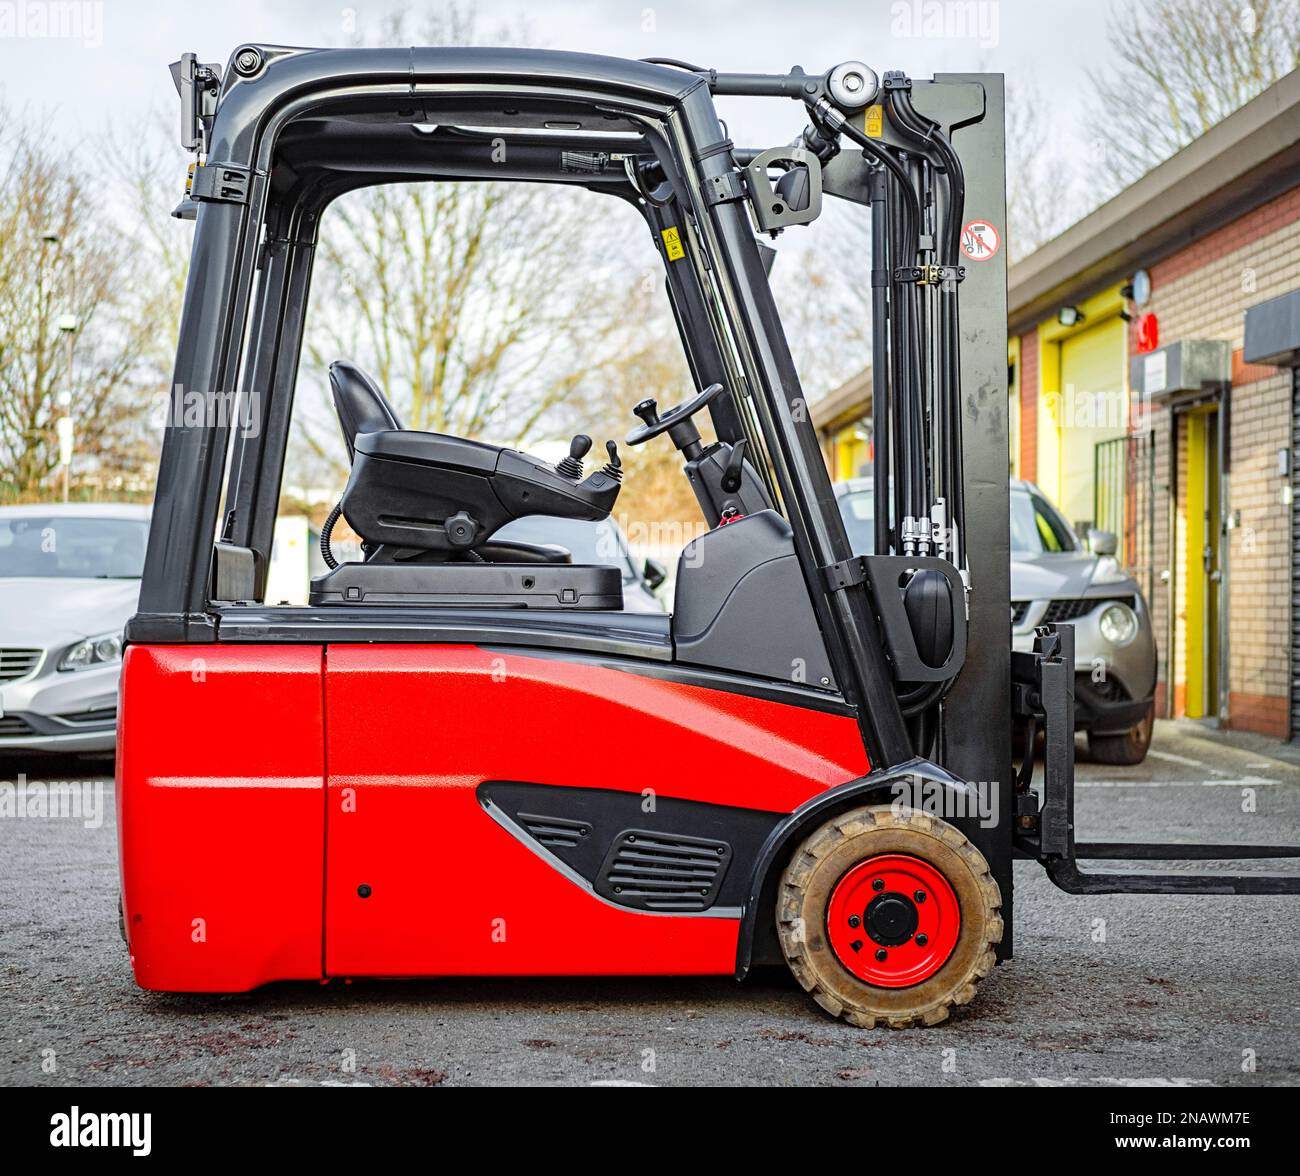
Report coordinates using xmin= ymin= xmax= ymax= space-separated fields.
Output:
xmin=58 ymin=631 xmax=124 ymax=672
xmin=1098 ymin=603 xmax=1138 ymax=647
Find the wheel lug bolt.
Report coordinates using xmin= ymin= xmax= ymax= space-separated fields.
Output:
xmin=914 ymin=890 xmax=926 ymax=903
xmin=916 ymin=933 xmax=928 ymax=947
xmin=875 ymin=949 xmax=888 ymax=962
xmin=872 ymin=878 xmax=885 ymax=891
xmin=848 ymin=914 xmax=861 ymax=927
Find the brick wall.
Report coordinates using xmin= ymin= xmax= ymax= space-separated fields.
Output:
xmin=1014 ymin=185 xmax=1300 ymax=735
xmin=1139 ymin=187 xmax=1300 ymax=736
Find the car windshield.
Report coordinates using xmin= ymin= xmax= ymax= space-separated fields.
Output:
xmin=493 ymin=515 xmax=637 ymax=580
xmin=0 ymin=516 xmax=149 ymax=579
xmin=838 ymin=488 xmax=879 ymax=555
xmin=1009 ymin=489 xmax=1076 ymax=554
xmin=837 ymin=486 xmax=1077 ymax=556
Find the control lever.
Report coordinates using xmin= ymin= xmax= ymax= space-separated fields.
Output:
xmin=600 ymin=440 xmax=623 ymax=482
xmin=721 ymin=437 xmax=748 ymax=494
xmin=557 ymin=434 xmax=592 ymax=480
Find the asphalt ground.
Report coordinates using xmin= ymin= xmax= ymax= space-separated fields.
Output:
xmin=1 ymin=720 xmax=1297 ymax=1086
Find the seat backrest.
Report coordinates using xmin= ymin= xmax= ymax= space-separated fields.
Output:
xmin=329 ymin=360 xmax=404 ymax=461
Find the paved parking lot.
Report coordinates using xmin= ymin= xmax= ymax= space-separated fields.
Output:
xmin=2 ymin=721 xmax=1298 ymax=1087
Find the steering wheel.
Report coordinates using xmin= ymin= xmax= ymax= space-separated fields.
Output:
xmin=625 ymin=382 xmax=726 ymax=447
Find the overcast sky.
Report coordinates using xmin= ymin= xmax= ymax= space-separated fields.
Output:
xmin=1 ymin=0 xmax=1115 ymax=157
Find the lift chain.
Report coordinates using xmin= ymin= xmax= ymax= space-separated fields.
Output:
xmin=894 ymin=264 xmax=965 ymax=286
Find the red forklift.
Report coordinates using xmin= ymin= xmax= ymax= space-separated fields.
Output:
xmin=118 ymin=45 xmax=1300 ymax=1029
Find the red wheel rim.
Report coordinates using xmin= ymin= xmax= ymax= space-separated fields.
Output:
xmin=826 ymin=853 xmax=960 ymax=988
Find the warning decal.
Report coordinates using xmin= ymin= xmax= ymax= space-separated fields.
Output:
xmin=960 ymin=219 xmax=1000 ymax=261
xmin=661 ymin=226 xmax=685 ymax=261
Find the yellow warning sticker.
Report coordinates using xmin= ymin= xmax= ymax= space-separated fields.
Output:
xmin=863 ymin=104 xmax=884 ymax=139
xmin=661 ymin=225 xmax=685 ymax=261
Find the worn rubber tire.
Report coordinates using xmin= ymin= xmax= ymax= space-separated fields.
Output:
xmin=1087 ymin=701 xmax=1155 ymax=766
xmin=777 ymin=806 xmax=1002 ymax=1029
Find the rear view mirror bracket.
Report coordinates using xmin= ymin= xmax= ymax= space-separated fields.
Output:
xmin=743 ymin=145 xmax=823 ymax=233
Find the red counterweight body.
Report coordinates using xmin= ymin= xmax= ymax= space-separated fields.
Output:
xmin=118 ymin=643 xmax=868 ymax=991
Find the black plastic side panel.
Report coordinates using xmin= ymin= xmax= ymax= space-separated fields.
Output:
xmin=479 ymin=780 xmax=783 ymax=915
xmin=210 ymin=542 xmax=259 ymax=603
xmin=673 ymin=511 xmax=836 ymax=689
xmin=308 ymin=561 xmax=623 ymax=609
xmin=209 ymin=603 xmax=673 ymax=659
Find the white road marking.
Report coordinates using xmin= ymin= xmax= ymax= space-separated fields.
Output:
xmin=1146 ymin=748 xmax=1241 ymax=777
xmin=1148 ymin=749 xmax=1209 ymax=768
xmin=980 ymin=1077 xmax=1213 ymax=1087
xmin=1077 ymin=777 xmax=1278 ymax=788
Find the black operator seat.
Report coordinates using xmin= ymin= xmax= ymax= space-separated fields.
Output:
xmin=312 ymin=360 xmax=627 ymax=609
xmin=328 ymin=360 xmax=571 ymax=565
xmin=330 ymin=360 xmax=403 ymax=461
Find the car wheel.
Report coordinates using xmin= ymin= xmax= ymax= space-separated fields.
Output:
xmin=1086 ymin=701 xmax=1155 ymax=765
xmin=776 ymin=806 xmax=1002 ymax=1028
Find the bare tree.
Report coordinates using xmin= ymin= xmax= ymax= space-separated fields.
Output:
xmin=1006 ymin=77 xmax=1078 ymax=260
xmin=580 ymin=268 xmax=706 ymax=529
xmin=289 ymin=2 xmax=636 ymax=493
xmin=0 ymin=111 xmax=169 ymax=499
xmin=1088 ymin=0 xmax=1300 ymax=191
xmin=305 ymin=178 xmax=625 ymax=443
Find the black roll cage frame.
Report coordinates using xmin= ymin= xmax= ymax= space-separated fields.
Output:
xmin=141 ymin=45 xmax=927 ymax=767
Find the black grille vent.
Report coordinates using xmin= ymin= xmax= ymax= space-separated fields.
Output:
xmin=1011 ymin=600 xmax=1030 ymax=625
xmin=595 ymin=830 xmax=731 ymax=912
xmin=518 ymin=813 xmax=590 ymax=849
xmin=56 ymin=707 xmax=117 ymax=726
xmin=0 ymin=715 xmax=35 ymax=736
xmin=0 ymin=648 xmax=41 ymax=683
xmin=1042 ymin=596 xmax=1134 ymax=624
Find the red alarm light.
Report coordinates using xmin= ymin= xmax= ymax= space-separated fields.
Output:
xmin=1136 ymin=313 xmax=1159 ymax=353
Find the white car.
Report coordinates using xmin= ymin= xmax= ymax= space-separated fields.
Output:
xmin=0 ymin=504 xmax=150 ymax=755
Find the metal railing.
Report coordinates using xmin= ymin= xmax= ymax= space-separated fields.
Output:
xmin=1094 ymin=432 xmax=1156 ymax=606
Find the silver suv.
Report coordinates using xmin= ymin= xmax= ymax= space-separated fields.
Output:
xmin=834 ymin=479 xmax=1157 ymax=764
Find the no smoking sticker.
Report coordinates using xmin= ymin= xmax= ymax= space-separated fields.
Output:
xmin=961 ymin=219 xmax=1000 ymax=261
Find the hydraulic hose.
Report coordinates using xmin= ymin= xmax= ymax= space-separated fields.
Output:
xmin=888 ymin=87 xmax=965 ymax=265
xmin=814 ymin=88 xmax=966 ymax=734
xmin=819 ymin=102 xmax=929 ymax=547
xmin=812 ymin=99 xmax=920 ymax=256
xmin=887 ymin=85 xmax=969 ymax=567
xmin=320 ymin=502 xmax=342 ymax=570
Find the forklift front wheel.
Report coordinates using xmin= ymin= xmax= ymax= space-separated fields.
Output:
xmin=777 ymin=806 xmax=1002 ymax=1028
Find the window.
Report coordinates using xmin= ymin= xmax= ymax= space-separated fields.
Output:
xmin=0 ymin=515 xmax=148 ymax=579
xmin=1009 ymin=488 xmax=1076 ymax=554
